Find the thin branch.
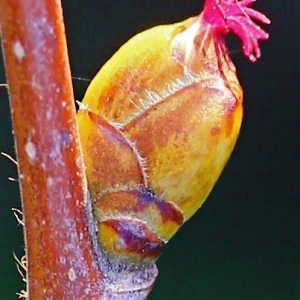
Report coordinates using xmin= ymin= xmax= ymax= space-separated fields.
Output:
xmin=0 ymin=0 xmax=157 ymax=299
xmin=0 ymin=0 xmax=104 ymax=298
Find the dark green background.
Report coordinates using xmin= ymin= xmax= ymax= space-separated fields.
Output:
xmin=1 ymin=0 xmax=299 ymax=299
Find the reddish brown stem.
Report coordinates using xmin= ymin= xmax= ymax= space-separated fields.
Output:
xmin=0 ymin=1 xmax=157 ymax=299
xmin=0 ymin=0 xmax=105 ymax=298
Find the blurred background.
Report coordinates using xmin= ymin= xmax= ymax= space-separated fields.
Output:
xmin=1 ymin=0 xmax=299 ymax=299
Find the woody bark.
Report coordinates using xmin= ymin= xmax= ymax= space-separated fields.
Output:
xmin=0 ymin=0 xmax=155 ymax=299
